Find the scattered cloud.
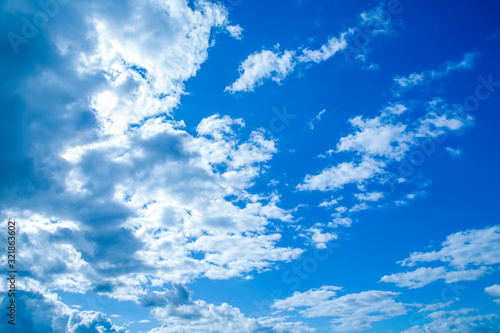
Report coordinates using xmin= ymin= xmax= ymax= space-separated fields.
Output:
xmin=402 ymin=308 xmax=499 ymax=333
xmin=225 ymin=49 xmax=296 ymax=93
xmin=355 ymin=191 xmax=384 ymax=202
xmin=225 ymin=1 xmax=402 ymax=93
xmin=227 ymin=24 xmax=244 ymax=39
xmin=445 ymin=147 xmax=464 ymax=159
xmin=297 ymin=157 xmax=385 ymax=192
xmin=417 ymin=298 xmax=458 ymax=313
xmin=394 ymin=52 xmax=479 ymax=90
xmin=297 ymin=34 xmax=347 ymax=64
xmin=301 ymin=226 xmax=338 ymax=249
xmin=308 ymin=109 xmax=327 ymax=130
xmin=381 ymin=225 xmax=500 ymax=288
xmin=319 ymin=197 xmax=342 ymax=208
xmin=272 ymin=286 xmax=407 ymax=332
xmin=149 ymin=285 xmax=314 ymax=333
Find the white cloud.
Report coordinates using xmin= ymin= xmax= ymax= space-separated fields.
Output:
xmin=485 ymin=284 xmax=500 ymax=298
xmin=67 ymin=310 xmax=127 ymax=333
xmin=348 ymin=202 xmax=370 ymax=213
xmin=225 ymin=0 xmax=405 ymax=93
xmin=355 ymin=191 xmax=384 ymax=202
xmin=256 ymin=316 xmax=315 ymax=333
xmin=335 ymin=206 xmax=347 ymax=214
xmin=227 ymin=24 xmax=244 ymax=39
xmin=225 ymin=49 xmax=296 ymax=93
xmin=196 ymin=113 xmax=245 ymax=140
xmin=308 ymin=109 xmax=327 ymax=130
xmin=0 ymin=0 xmax=310 ymax=313
xmin=0 ymin=289 xmax=125 ymax=333
xmin=272 ymin=286 xmax=343 ymax=311
xmin=297 ymin=157 xmax=385 ymax=192
xmin=272 ymin=286 xmax=407 ymax=332
xmin=399 ymin=225 xmax=500 ymax=268
xmin=298 ymin=34 xmax=347 ymax=63
xmin=300 ymin=97 xmax=473 ymax=227
xmin=319 ymin=197 xmax=341 ymax=208
xmin=337 ymin=115 xmax=412 ymax=160
xmin=74 ymin=0 xmax=229 ymax=135
xmin=147 ymin=285 xmax=314 ymax=333
xmin=394 ymin=52 xmax=479 ymax=90
xmin=381 ymin=225 xmax=500 ymax=288
xmin=384 ymin=103 xmax=408 ymax=115
xmin=445 ymin=147 xmax=464 ymax=159
xmin=301 ymin=226 xmax=338 ymax=249
xmin=359 ymin=3 xmax=396 ymax=35
xmin=485 ymin=284 xmax=500 ymax=304
xmin=416 ymin=98 xmax=474 ymax=138
xmin=328 ymin=217 xmax=353 ymax=228
xmin=418 ymin=299 xmax=457 ymax=313
xmin=380 ymin=266 xmax=488 ymax=289
xmin=403 ymin=308 xmax=499 ymax=333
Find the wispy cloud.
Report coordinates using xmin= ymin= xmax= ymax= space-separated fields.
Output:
xmin=394 ymin=52 xmax=479 ymax=91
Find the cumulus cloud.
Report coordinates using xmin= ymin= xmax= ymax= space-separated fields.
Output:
xmin=336 ymin=115 xmax=412 ymax=160
xmin=0 ymin=290 xmax=124 ymax=333
xmin=0 ymin=0 xmax=306 ymax=324
xmin=485 ymin=284 xmax=500 ymax=304
xmin=226 ymin=24 xmax=244 ymax=39
xmin=300 ymin=226 xmax=338 ymax=249
xmin=67 ymin=311 xmax=127 ymax=333
xmin=148 ymin=285 xmax=314 ymax=333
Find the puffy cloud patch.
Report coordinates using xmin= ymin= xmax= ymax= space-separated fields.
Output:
xmin=225 ymin=49 xmax=296 ymax=93
xmin=485 ymin=284 xmax=500 ymax=304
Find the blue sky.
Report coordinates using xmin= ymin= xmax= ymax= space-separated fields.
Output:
xmin=1 ymin=0 xmax=500 ymax=332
